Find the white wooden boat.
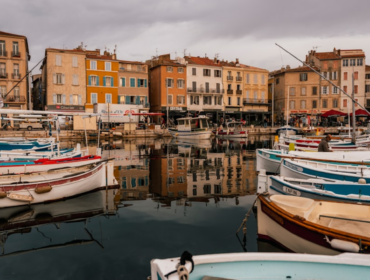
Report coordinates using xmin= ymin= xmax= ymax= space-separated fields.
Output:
xmin=151 ymin=251 xmax=370 ymax=280
xmin=276 ymin=125 xmax=298 ymax=136
xmin=337 ymin=126 xmax=366 ymax=136
xmin=168 ymin=116 xmax=212 ymax=140
xmin=0 ymin=159 xmax=118 ymax=208
xmin=212 ymin=121 xmax=248 ymax=138
xmin=258 ymin=194 xmax=370 ymax=254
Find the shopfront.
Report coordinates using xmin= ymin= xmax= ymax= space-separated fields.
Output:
xmin=242 ymin=110 xmax=271 ymax=126
xmin=160 ymin=106 xmax=187 ymax=124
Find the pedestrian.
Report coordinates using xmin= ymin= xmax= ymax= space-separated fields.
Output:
xmin=263 ymin=118 xmax=267 ymax=128
xmin=161 ymin=117 xmax=166 ymax=129
xmin=318 ymin=134 xmax=333 ymax=152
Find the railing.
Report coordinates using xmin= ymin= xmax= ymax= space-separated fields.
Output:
xmin=117 ymin=100 xmax=150 ymax=107
xmin=187 ymin=88 xmax=224 ymax=94
xmin=236 ymin=77 xmax=242 ymax=82
xmin=11 ymin=51 xmax=20 ymax=57
xmin=118 ymin=67 xmax=147 ymax=73
xmin=227 ymin=90 xmax=233 ymax=95
xmin=243 ymin=98 xmax=271 ymax=105
xmin=4 ymin=95 xmax=26 ymax=102
xmin=12 ymin=73 xmax=21 ymax=79
xmin=0 ymin=50 xmax=7 ymax=57
xmin=227 ymin=76 xmax=233 ymax=81
xmin=236 ymin=90 xmax=242 ymax=95
xmin=0 ymin=72 xmax=7 ymax=79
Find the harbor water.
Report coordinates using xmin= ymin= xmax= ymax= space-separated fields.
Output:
xmin=0 ymin=136 xmax=283 ymax=280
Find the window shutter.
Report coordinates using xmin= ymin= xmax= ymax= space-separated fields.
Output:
xmin=122 ymin=78 xmax=125 ymax=87
xmin=62 ymin=74 xmax=65 ymax=84
xmin=75 ymin=74 xmax=78 ymax=85
xmin=78 ymin=95 xmax=82 ymax=105
xmin=126 ymin=96 xmax=130 ymax=104
xmin=68 ymin=95 xmax=72 ymax=104
xmin=145 ymin=79 xmax=147 ymax=87
xmin=88 ymin=75 xmax=91 ymax=86
xmin=62 ymin=94 xmax=66 ymax=104
xmin=145 ymin=96 xmax=147 ymax=106
xmin=103 ymin=77 xmax=106 ymax=87
xmin=53 ymin=73 xmax=57 ymax=84
xmin=53 ymin=94 xmax=56 ymax=104
xmin=137 ymin=79 xmax=140 ymax=87
xmin=96 ymin=76 xmax=99 ymax=86
xmin=111 ymin=77 xmax=114 ymax=87
xmin=136 ymin=96 xmax=140 ymax=105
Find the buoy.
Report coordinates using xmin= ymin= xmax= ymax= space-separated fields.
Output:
xmin=35 ymin=186 xmax=52 ymax=194
xmin=330 ymin=239 xmax=360 ymax=252
xmin=288 ymin=143 xmax=295 ymax=151
xmin=358 ymin=178 xmax=366 ymax=184
xmin=274 ymin=135 xmax=279 ymax=142
xmin=0 ymin=191 xmax=6 ymax=199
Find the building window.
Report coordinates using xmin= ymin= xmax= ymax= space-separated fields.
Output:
xmin=203 ymin=69 xmax=211 ymax=77
xmin=322 ymin=86 xmax=328 ymax=94
xmin=0 ymin=86 xmax=6 ymax=97
xmin=137 ymin=78 xmax=145 ymax=87
xmin=227 ymin=84 xmax=232 ymax=90
xmin=130 ymin=78 xmax=135 ymax=87
xmin=91 ymin=93 xmax=97 ymax=104
xmin=237 ymin=97 xmax=240 ymax=105
xmin=13 ymin=63 xmax=19 ymax=78
xmin=344 ymin=72 xmax=348 ymax=80
xmin=203 ymin=96 xmax=212 ymax=105
xmin=350 ymin=59 xmax=356 ymax=66
xmin=105 ymin=62 xmax=111 ymax=71
xmin=301 ymin=100 xmax=306 ymax=109
xmin=343 ymin=59 xmax=348 ymax=67
xmin=299 ymin=73 xmax=308 ymax=81
xmin=72 ymin=74 xmax=79 ymax=85
xmin=105 ymin=76 xmax=112 ymax=87
xmin=354 ymin=71 xmax=359 ymax=80
xmin=355 ymin=98 xmax=358 ymax=107
xmin=333 ymin=61 xmax=338 ymax=68
xmin=54 ymin=73 xmax=64 ymax=84
xmin=261 ymin=74 xmax=265 ymax=85
xmin=358 ymin=59 xmax=363 ymax=66
xmin=90 ymin=60 xmax=97 ymax=70
xmin=366 ymin=74 xmax=370 ymax=80
xmin=276 ymin=78 xmax=279 ymax=84
xmin=56 ymin=94 xmax=63 ymax=104
xmin=177 ymin=95 xmax=185 ymax=105
xmin=120 ymin=77 xmax=126 ymax=87
xmin=71 ymin=94 xmax=79 ymax=105
xmin=166 ymin=78 xmax=174 ymax=88
xmin=344 ymin=85 xmax=348 ymax=93
xmin=105 ymin=94 xmax=112 ymax=103
xmin=343 ymin=99 xmax=347 ymax=108
xmin=14 ymin=87 xmax=20 ymax=98
xmin=354 ymin=85 xmax=358 ymax=93
xmin=192 ymin=68 xmax=196 ymax=75
xmin=290 ymin=100 xmax=295 ymax=109
xmin=89 ymin=75 xmax=98 ymax=86
xmin=301 ymin=87 xmax=306 ymax=95
xmin=55 ymin=55 xmax=62 ymax=66
xmin=177 ymin=67 xmax=184 ymax=73
xmin=72 ymin=57 xmax=78 ymax=67
xmin=0 ymin=41 xmax=5 ymax=56
xmin=167 ymin=66 xmax=173 ymax=72
xmin=312 ymin=100 xmax=317 ymax=108
xmin=322 ymin=99 xmax=328 ymax=108
xmin=246 ymin=73 xmax=250 ymax=83
xmin=12 ymin=42 xmax=19 ymax=56
xmin=333 ymin=86 xmax=338 ymax=94
xmin=333 ymin=99 xmax=338 ymax=108
xmin=168 ymin=94 xmax=173 ymax=105
xmin=332 ymin=71 xmax=337 ymax=80
xmin=366 ymin=85 xmax=370 ymax=93
xmin=254 ymin=74 xmax=258 ymax=84
xmin=289 ymin=87 xmax=295 ymax=95
xmin=367 ymin=99 xmax=370 ymax=107
xmin=323 ymin=61 xmax=328 ymax=69
xmin=177 ymin=79 xmax=184 ymax=88
xmin=214 ymin=70 xmax=221 ymax=77
xmin=0 ymin=63 xmax=5 ymax=78
xmin=228 ymin=97 xmax=231 ymax=105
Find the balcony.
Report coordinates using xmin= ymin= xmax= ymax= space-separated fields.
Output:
xmin=118 ymin=65 xmax=146 ymax=73
xmin=227 ymin=76 xmax=233 ymax=81
xmin=236 ymin=77 xmax=242 ymax=82
xmin=236 ymin=90 xmax=242 ymax=95
xmin=227 ymin=90 xmax=233 ymax=95
xmin=4 ymin=95 xmax=26 ymax=103
xmin=243 ymin=98 xmax=271 ymax=105
xmin=12 ymin=73 xmax=21 ymax=79
xmin=11 ymin=51 xmax=21 ymax=58
xmin=187 ymin=88 xmax=224 ymax=94
xmin=0 ymin=50 xmax=7 ymax=57
xmin=0 ymin=72 xmax=7 ymax=79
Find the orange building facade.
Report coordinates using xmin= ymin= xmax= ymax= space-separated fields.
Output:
xmin=85 ymin=53 xmax=119 ymax=112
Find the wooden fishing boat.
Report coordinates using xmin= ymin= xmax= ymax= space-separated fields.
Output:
xmin=212 ymin=121 xmax=248 ymax=138
xmin=0 ymin=159 xmax=118 ymax=208
xmin=168 ymin=116 xmax=212 ymax=140
xmin=257 ymin=194 xmax=370 ymax=254
xmin=151 ymin=251 xmax=370 ymax=280
xmin=276 ymin=125 xmax=298 ymax=136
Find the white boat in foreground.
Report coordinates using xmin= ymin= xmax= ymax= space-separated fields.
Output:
xmin=150 ymin=251 xmax=370 ymax=280
xmin=168 ymin=116 xmax=212 ymax=140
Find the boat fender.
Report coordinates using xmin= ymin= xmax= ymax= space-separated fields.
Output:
xmin=325 ymin=236 xmax=359 ymax=252
xmin=175 ymin=133 xmax=178 ymax=137
xmin=164 ymin=251 xmax=194 ymax=279
xmin=0 ymin=192 xmax=6 ymax=199
xmin=358 ymin=178 xmax=366 ymax=184
xmin=35 ymin=186 xmax=52 ymax=194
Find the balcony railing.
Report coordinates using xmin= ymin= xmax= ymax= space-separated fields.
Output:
xmin=0 ymin=50 xmax=7 ymax=57
xmin=243 ymin=98 xmax=271 ymax=105
xmin=227 ymin=76 xmax=233 ymax=81
xmin=0 ymin=72 xmax=7 ymax=79
xmin=236 ymin=77 xmax=242 ymax=82
xmin=118 ymin=67 xmax=147 ymax=73
xmin=187 ymin=88 xmax=224 ymax=94
xmin=236 ymin=90 xmax=242 ymax=95
xmin=12 ymin=73 xmax=21 ymax=79
xmin=11 ymin=51 xmax=21 ymax=57
xmin=4 ymin=95 xmax=26 ymax=103
xmin=227 ymin=90 xmax=233 ymax=95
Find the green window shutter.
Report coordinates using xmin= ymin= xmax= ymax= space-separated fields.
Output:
xmin=111 ymin=77 xmax=114 ymax=87
xmin=145 ymin=96 xmax=148 ymax=106
xmin=96 ymin=76 xmax=99 ymax=86
xmin=122 ymin=78 xmax=125 ymax=87
xmin=137 ymin=79 xmax=140 ymax=87
xmin=88 ymin=76 xmax=91 ymax=86
xmin=144 ymin=79 xmax=147 ymax=87
xmin=126 ymin=96 xmax=130 ymax=104
xmin=103 ymin=77 xmax=106 ymax=86
xmin=136 ymin=96 xmax=140 ymax=105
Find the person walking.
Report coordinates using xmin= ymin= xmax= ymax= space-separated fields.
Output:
xmin=318 ymin=134 xmax=333 ymax=152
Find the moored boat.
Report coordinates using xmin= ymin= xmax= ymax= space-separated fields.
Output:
xmin=212 ymin=121 xmax=248 ymax=138
xmin=276 ymin=125 xmax=298 ymax=136
xmin=168 ymin=116 xmax=212 ymax=139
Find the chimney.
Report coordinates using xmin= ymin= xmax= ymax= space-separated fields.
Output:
xmin=286 ymin=65 xmax=291 ymax=70
xmin=226 ymin=60 xmax=228 ymax=63
xmin=214 ymin=57 xmax=217 ymax=63
xmin=112 ymin=54 xmax=116 ymax=60
xmin=236 ymin=58 xmax=239 ymax=64
xmin=281 ymin=67 xmax=285 ymax=71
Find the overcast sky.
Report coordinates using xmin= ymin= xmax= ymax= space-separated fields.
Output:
xmin=2 ymin=0 xmax=370 ymax=74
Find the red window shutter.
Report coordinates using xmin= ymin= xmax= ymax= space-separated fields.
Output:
xmin=344 ymin=72 xmax=348 ymax=80
xmin=355 ymin=85 xmax=358 ymax=93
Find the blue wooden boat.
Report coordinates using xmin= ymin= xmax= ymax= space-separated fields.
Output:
xmin=151 ymin=251 xmax=370 ymax=280
xmin=276 ymin=125 xmax=298 ymax=136
xmin=0 ymin=141 xmax=56 ymax=151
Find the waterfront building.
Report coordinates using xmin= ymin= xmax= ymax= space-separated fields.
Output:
xmin=148 ymin=54 xmax=187 ymax=121
xmin=366 ymin=65 xmax=370 ymax=111
xmin=0 ymin=31 xmax=30 ymax=110
xmin=306 ymin=49 xmax=341 ymax=113
xmin=85 ymin=50 xmax=119 ymax=113
xmin=241 ymin=64 xmax=269 ymax=125
xmin=117 ymin=60 xmax=149 ymax=110
xmin=184 ymin=56 xmax=224 ymax=121
xmin=270 ymin=66 xmax=320 ymax=123
xmin=40 ymin=47 xmax=89 ymax=113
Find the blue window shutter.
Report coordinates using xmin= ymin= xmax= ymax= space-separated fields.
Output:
xmin=130 ymin=78 xmax=134 ymax=87
xmin=96 ymin=76 xmax=99 ymax=86
xmin=122 ymin=78 xmax=125 ymax=87
xmin=136 ymin=96 xmax=140 ymax=105
xmin=137 ymin=79 xmax=140 ymax=87
xmin=144 ymin=79 xmax=147 ymax=87
xmin=131 ymin=178 xmax=136 ymax=188
xmin=145 ymin=96 xmax=148 ymax=106
xmin=88 ymin=76 xmax=91 ymax=86
xmin=145 ymin=176 xmax=148 ymax=186
xmin=126 ymin=96 xmax=130 ymax=104
xmin=111 ymin=77 xmax=114 ymax=87
xmin=103 ymin=77 xmax=106 ymax=87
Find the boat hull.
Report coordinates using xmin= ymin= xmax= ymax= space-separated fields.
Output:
xmin=256 ymin=149 xmax=282 ymax=174
xmin=168 ymin=129 xmax=212 ymax=139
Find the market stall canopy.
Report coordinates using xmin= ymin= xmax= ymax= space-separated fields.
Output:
xmin=350 ymin=109 xmax=370 ymax=117
xmin=321 ymin=109 xmax=347 ymax=118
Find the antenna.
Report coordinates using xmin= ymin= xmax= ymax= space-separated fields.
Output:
xmin=183 ymin=49 xmax=187 ymax=57
xmin=205 ymin=53 xmax=207 ymax=58
xmin=156 ymin=48 xmax=158 ymax=57
xmin=313 ymin=46 xmax=321 ymax=51
xmin=215 ymin=53 xmax=219 ymax=59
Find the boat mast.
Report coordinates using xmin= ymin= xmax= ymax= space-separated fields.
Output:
xmin=166 ymin=79 xmax=169 ymax=127
xmin=286 ymin=86 xmax=289 ymax=126
xmin=348 ymin=101 xmax=350 ymax=137
xmin=352 ymin=73 xmax=356 ymax=144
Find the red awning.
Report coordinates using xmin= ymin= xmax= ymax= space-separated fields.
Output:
xmin=321 ymin=109 xmax=347 ymax=118
xmin=350 ymin=109 xmax=370 ymax=117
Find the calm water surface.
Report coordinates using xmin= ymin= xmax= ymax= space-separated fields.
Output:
xmin=0 ymin=136 xmax=283 ymax=280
